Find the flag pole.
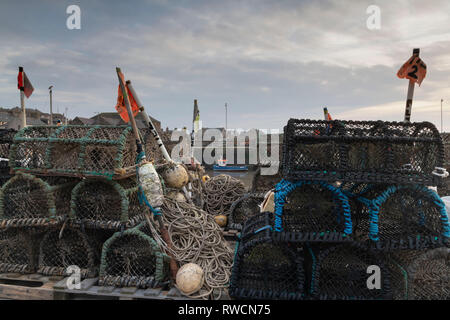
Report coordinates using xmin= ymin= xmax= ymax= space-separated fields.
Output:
xmin=19 ymin=67 xmax=27 ymax=129
xmin=126 ymin=80 xmax=193 ymax=203
xmin=126 ymin=80 xmax=171 ymax=161
xmin=117 ymin=69 xmax=178 ymax=279
xmin=403 ymin=48 xmax=420 ymax=122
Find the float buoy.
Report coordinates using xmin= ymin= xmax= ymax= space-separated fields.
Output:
xmin=214 ymin=215 xmax=228 ymax=227
xmin=167 ymin=190 xmax=187 ymax=202
xmin=176 ymin=263 xmax=204 ymax=295
xmin=162 ymin=164 xmax=189 ymax=189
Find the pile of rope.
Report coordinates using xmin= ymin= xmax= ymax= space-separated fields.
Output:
xmin=203 ymin=174 xmax=246 ymax=216
xmin=148 ymin=198 xmax=234 ymax=299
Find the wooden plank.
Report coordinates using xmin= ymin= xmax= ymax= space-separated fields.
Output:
xmin=80 ymin=278 xmax=98 ymax=290
xmin=143 ymin=287 xmax=162 ymax=297
xmin=120 ymin=287 xmax=138 ymax=295
xmin=0 ymin=282 xmax=54 ymax=300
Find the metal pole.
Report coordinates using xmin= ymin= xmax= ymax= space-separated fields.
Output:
xmin=225 ymin=102 xmax=228 ymax=135
xmin=403 ymin=48 xmax=420 ymax=122
xmin=441 ymin=99 xmax=443 ymax=133
xmin=49 ymin=86 xmax=53 ymax=125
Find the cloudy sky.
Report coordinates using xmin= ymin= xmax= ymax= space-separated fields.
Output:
xmin=0 ymin=0 xmax=449 ymax=131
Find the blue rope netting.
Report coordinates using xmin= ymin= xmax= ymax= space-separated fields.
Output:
xmin=273 ymin=179 xmax=352 ymax=234
xmin=136 ymin=151 xmax=161 ymax=217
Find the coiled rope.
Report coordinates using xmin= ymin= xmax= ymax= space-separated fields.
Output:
xmin=145 ymin=198 xmax=234 ymax=299
xmin=203 ymin=174 xmax=247 ymax=216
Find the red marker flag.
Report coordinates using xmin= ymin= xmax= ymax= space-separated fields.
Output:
xmin=115 ymin=72 xmax=139 ymax=123
xmin=397 ymin=55 xmax=427 ymax=86
xmin=17 ymin=67 xmax=34 ymax=98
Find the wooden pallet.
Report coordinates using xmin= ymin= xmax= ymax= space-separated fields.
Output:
xmin=0 ymin=273 xmax=63 ymax=300
xmin=52 ymin=277 xmax=198 ymax=300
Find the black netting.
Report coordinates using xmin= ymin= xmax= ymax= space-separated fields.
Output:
xmin=230 ymin=237 xmax=305 ymax=300
xmin=0 ymin=228 xmax=41 ymax=273
xmin=251 ymin=167 xmax=282 ymax=193
xmin=274 ymin=181 xmax=353 ymax=242
xmin=240 ymin=211 xmax=273 ymax=243
xmin=282 ymin=119 xmax=444 ymax=185
xmin=0 ymin=173 xmax=78 ymax=227
xmin=308 ymin=244 xmax=392 ymax=300
xmin=355 ymin=185 xmax=449 ymax=249
xmin=98 ymin=227 xmax=169 ymax=288
xmin=388 ymin=248 xmax=449 ymax=300
xmin=71 ymin=177 xmax=145 ymax=230
xmin=38 ymin=227 xmax=100 ymax=278
xmin=228 ymin=193 xmax=266 ymax=230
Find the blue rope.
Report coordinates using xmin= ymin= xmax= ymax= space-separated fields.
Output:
xmin=273 ymin=179 xmax=352 ymax=234
xmin=362 ymin=184 xmax=450 ymax=241
xmin=254 ymin=225 xmax=272 ymax=234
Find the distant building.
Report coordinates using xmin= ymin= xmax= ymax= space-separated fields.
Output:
xmin=0 ymin=107 xmax=68 ymax=130
xmin=70 ymin=112 xmax=162 ymax=131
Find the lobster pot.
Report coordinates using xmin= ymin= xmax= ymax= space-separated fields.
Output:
xmin=0 ymin=129 xmax=16 ymax=187
xmin=250 ymin=167 xmax=282 ymax=193
xmin=228 ymin=193 xmax=266 ymax=231
xmin=9 ymin=125 xmax=162 ymax=179
xmin=355 ymin=185 xmax=450 ymax=250
xmin=0 ymin=173 xmax=78 ymax=228
xmin=273 ymin=180 xmax=353 ymax=242
xmin=387 ymin=248 xmax=449 ymax=300
xmin=307 ymin=245 xmax=392 ymax=300
xmin=230 ymin=237 xmax=305 ymax=300
xmin=99 ymin=227 xmax=169 ymax=288
xmin=70 ymin=177 xmax=145 ymax=230
xmin=282 ymin=119 xmax=444 ymax=185
xmin=342 ymin=184 xmax=389 ymax=243
xmin=240 ymin=211 xmax=273 ymax=243
xmin=203 ymin=174 xmax=247 ymax=216
xmin=0 ymin=228 xmax=41 ymax=273
xmin=38 ymin=227 xmax=102 ymax=278
xmin=0 ymin=129 xmax=16 ymax=158
xmin=0 ymin=160 xmax=11 ymax=187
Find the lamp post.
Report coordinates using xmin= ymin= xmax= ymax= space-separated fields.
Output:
xmin=48 ymin=86 xmax=53 ymax=125
xmin=441 ymin=99 xmax=444 ymax=133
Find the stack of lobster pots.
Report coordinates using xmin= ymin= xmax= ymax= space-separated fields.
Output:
xmin=0 ymin=125 xmax=174 ymax=288
xmin=230 ymin=119 xmax=450 ymax=300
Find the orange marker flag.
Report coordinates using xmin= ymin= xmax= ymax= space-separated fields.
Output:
xmin=115 ymin=73 xmax=139 ymax=123
xmin=397 ymin=55 xmax=427 ymax=86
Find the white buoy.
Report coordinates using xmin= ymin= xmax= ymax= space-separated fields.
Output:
xmin=176 ymin=263 xmax=204 ymax=295
xmin=162 ymin=164 xmax=189 ymax=189
xmin=138 ymin=162 xmax=164 ymax=208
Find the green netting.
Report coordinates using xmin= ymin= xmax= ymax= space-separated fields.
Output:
xmin=98 ymin=226 xmax=170 ymax=288
xmin=70 ymin=177 xmax=145 ymax=230
xmin=37 ymin=227 xmax=107 ymax=278
xmin=0 ymin=173 xmax=78 ymax=228
xmin=9 ymin=125 xmax=163 ymax=179
xmin=0 ymin=227 xmax=41 ymax=273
